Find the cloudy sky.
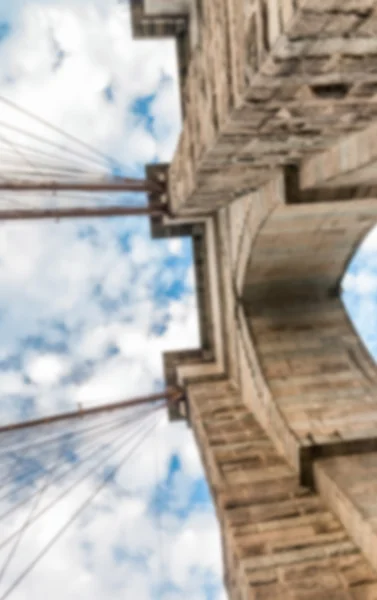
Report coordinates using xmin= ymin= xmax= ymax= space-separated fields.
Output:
xmin=0 ymin=1 xmax=225 ymax=599
xmin=0 ymin=1 xmax=375 ymax=599
xmin=343 ymin=228 xmax=377 ymax=361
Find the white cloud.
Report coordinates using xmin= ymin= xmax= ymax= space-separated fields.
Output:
xmin=168 ymin=238 xmax=183 ymax=256
xmin=25 ymin=353 xmax=70 ymax=386
xmin=0 ymin=370 xmax=30 ymax=396
xmin=0 ymin=0 xmax=181 ymax=186
xmin=0 ymin=1 xmax=225 ymax=599
xmin=358 ymin=224 xmax=377 ymax=254
xmin=342 ymin=271 xmax=377 ymax=295
xmin=0 ymin=413 xmax=224 ymax=600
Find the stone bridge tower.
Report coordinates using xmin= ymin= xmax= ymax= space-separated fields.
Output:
xmin=132 ymin=1 xmax=377 ymax=598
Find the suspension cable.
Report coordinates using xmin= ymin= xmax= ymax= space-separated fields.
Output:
xmin=0 ymin=411 xmax=162 ymax=600
xmin=0 ymin=429 xmax=68 ymax=585
xmin=0 ymin=170 xmax=104 ymax=182
xmin=0 ymin=405 xmax=163 ymax=549
xmin=0 ymin=405 xmax=146 ymax=503
xmin=0 ymin=132 xmax=37 ymax=174
xmin=0 ymin=138 xmax=108 ymax=176
xmin=0 ymin=390 xmax=173 ymax=435
xmin=0 ymin=95 xmax=123 ymax=171
xmin=0 ymin=120 xmax=110 ymax=172
xmin=0 ymin=158 xmax=101 ymax=178
xmin=0 ymin=405 xmax=153 ymax=493
xmin=0 ymin=404 xmax=161 ymax=522
xmin=0 ymin=403 xmax=146 ymax=460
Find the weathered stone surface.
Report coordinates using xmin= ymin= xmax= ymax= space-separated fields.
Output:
xmin=131 ymin=0 xmax=377 ymax=213
xmin=315 ymin=454 xmax=377 ymax=577
xmin=301 ymin=122 xmax=377 ymax=190
xmin=243 ymin=198 xmax=377 ymax=463
xmin=130 ymin=2 xmax=377 ymax=597
xmin=188 ymin=380 xmax=377 ymax=599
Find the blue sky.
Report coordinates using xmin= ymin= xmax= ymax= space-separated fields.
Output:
xmin=0 ymin=1 xmax=225 ymax=599
xmin=343 ymin=229 xmax=377 ymax=362
xmin=0 ymin=1 xmax=375 ymax=600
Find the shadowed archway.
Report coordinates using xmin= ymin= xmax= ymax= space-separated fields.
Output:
xmin=238 ymin=184 xmax=377 ymax=482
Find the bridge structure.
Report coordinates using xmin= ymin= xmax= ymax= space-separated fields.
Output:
xmin=131 ymin=1 xmax=377 ymax=598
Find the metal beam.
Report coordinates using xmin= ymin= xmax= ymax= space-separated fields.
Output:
xmin=0 ymin=388 xmax=184 ymax=434
xmin=0 ymin=177 xmax=165 ymax=194
xmin=0 ymin=204 xmax=168 ymax=221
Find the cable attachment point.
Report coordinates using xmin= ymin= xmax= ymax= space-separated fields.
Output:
xmin=166 ymin=386 xmax=187 ymax=420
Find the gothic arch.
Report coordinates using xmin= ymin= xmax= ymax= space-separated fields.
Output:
xmin=239 ymin=187 xmax=377 ymax=483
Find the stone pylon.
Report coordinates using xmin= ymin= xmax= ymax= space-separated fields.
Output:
xmin=132 ymin=2 xmax=377 ymax=597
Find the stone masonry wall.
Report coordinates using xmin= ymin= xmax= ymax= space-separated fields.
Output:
xmin=301 ymin=120 xmax=377 ymax=190
xmin=315 ymin=454 xmax=377 ymax=577
xmin=227 ymin=173 xmax=285 ymax=295
xmin=167 ymin=0 xmax=377 ymax=214
xmin=131 ymin=0 xmax=377 ymax=590
xmin=188 ymin=378 xmax=377 ymax=599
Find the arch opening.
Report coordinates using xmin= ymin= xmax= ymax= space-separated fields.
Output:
xmin=240 ymin=199 xmax=377 ymax=472
xmin=342 ymin=225 xmax=377 ymax=363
